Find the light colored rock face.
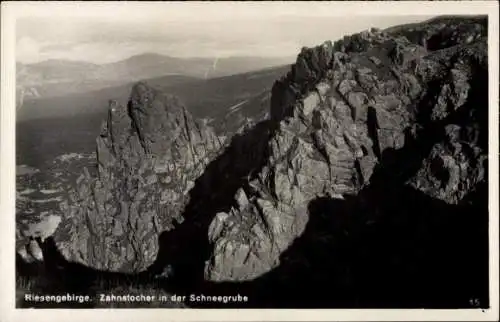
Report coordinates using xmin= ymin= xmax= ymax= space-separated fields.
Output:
xmin=204 ymin=24 xmax=488 ymax=282
xmin=54 ymin=83 xmax=223 ymax=273
xmin=16 ymin=214 xmax=62 ymax=262
xmin=17 ymin=240 xmax=44 ymax=263
xmin=17 ymin=214 xmax=62 ymax=242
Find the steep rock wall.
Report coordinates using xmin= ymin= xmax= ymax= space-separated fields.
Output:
xmin=204 ymin=19 xmax=488 ymax=281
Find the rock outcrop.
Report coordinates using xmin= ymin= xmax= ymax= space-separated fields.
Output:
xmin=385 ymin=15 xmax=487 ymax=51
xmin=16 ymin=214 xmax=62 ymax=263
xmin=53 ymin=83 xmax=224 ymax=272
xmin=203 ymin=17 xmax=488 ymax=282
xmin=24 ymin=16 xmax=488 ymax=309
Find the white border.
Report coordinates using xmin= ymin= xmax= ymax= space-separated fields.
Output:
xmin=1 ymin=1 xmax=498 ymax=321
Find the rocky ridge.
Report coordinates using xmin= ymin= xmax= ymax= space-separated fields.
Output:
xmin=203 ymin=16 xmax=488 ymax=281
xmin=15 ymin=15 xmax=489 ymax=308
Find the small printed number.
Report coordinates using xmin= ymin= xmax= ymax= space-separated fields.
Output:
xmin=469 ymin=298 xmax=480 ymax=307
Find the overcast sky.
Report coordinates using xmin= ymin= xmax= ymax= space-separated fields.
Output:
xmin=15 ymin=3 xmax=433 ymax=64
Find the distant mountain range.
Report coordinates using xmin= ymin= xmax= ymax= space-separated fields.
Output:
xmin=16 ymin=53 xmax=294 ymax=103
xmin=16 ymin=64 xmax=291 ymax=167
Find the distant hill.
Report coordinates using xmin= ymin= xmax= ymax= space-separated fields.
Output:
xmin=17 ymin=59 xmax=100 ymax=83
xmin=16 ymin=74 xmax=199 ymax=115
xmin=16 ymin=64 xmax=291 ymax=168
xmin=16 ymin=54 xmax=294 ymax=102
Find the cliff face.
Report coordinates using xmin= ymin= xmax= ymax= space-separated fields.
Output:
xmin=40 ymin=15 xmax=487 ymax=301
xmin=53 ymin=83 xmax=224 ymax=272
xmin=203 ymin=17 xmax=488 ymax=281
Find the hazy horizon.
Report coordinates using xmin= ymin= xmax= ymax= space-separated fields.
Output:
xmin=16 ymin=52 xmax=297 ymax=66
xmin=16 ymin=4 xmax=434 ymax=65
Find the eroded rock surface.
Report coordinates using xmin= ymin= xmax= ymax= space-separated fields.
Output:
xmin=203 ymin=17 xmax=488 ymax=282
xmin=53 ymin=83 xmax=224 ymax=272
xmin=13 ymin=15 xmax=489 ymax=310
xmin=21 ymin=16 xmax=489 ymax=308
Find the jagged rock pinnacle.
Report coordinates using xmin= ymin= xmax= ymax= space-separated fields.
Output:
xmin=53 ymin=82 xmax=223 ymax=272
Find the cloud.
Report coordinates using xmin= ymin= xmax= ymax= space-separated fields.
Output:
xmin=16 ymin=37 xmax=41 ymax=63
xmin=16 ymin=14 xmax=434 ymax=64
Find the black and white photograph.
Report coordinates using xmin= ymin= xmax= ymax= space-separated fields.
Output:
xmin=1 ymin=1 xmax=499 ymax=321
